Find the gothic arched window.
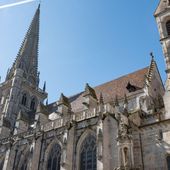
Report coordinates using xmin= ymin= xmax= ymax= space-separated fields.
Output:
xmin=80 ymin=135 xmax=97 ymax=170
xmin=47 ymin=144 xmax=61 ymax=170
xmin=166 ymin=20 xmax=170 ymax=36
xmin=21 ymin=93 xmax=27 ymax=106
xmin=30 ymin=98 xmax=36 ymax=110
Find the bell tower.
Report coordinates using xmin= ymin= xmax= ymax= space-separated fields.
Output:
xmin=155 ymin=0 xmax=170 ymax=118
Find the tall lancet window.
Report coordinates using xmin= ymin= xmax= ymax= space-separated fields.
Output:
xmin=21 ymin=93 xmax=27 ymax=106
xmin=47 ymin=144 xmax=61 ymax=170
xmin=30 ymin=98 xmax=36 ymax=110
xmin=166 ymin=20 xmax=170 ymax=36
xmin=80 ymin=135 xmax=97 ymax=170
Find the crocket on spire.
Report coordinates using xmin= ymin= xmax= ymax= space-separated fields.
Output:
xmin=7 ymin=5 xmax=40 ymax=87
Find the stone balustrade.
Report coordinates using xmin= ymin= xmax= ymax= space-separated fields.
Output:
xmin=0 ymin=105 xmax=113 ymax=144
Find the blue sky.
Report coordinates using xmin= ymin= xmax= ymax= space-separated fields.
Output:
xmin=0 ymin=0 xmax=165 ymax=102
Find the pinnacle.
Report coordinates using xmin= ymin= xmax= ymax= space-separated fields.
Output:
xmin=84 ymin=83 xmax=97 ymax=99
xmin=58 ymin=93 xmax=70 ymax=107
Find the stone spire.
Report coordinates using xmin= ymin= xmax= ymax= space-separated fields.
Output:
xmin=7 ymin=5 xmax=40 ymax=87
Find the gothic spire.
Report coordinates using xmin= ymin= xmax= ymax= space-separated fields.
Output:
xmin=8 ymin=5 xmax=40 ymax=86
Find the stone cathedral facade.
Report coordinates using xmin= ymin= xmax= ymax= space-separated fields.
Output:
xmin=0 ymin=1 xmax=170 ymax=170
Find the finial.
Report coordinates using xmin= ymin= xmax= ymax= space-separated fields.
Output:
xmin=38 ymin=2 xmax=41 ymax=9
xmin=43 ymin=81 xmax=46 ymax=92
xmin=150 ymin=52 xmax=154 ymax=60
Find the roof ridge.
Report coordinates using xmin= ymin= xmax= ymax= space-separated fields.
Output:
xmin=94 ymin=66 xmax=149 ymax=89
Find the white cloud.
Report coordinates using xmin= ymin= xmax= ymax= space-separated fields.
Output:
xmin=0 ymin=0 xmax=35 ymax=10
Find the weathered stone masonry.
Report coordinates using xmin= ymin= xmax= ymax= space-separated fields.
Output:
xmin=0 ymin=1 xmax=170 ymax=170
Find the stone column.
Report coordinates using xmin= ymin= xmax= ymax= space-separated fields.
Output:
xmin=97 ymin=119 xmax=103 ymax=170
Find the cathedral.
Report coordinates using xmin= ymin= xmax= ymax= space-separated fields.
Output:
xmin=0 ymin=1 xmax=170 ymax=170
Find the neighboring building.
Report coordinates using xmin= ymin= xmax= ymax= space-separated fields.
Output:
xmin=0 ymin=1 xmax=170 ymax=170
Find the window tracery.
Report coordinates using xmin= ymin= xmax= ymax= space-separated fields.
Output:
xmin=47 ymin=144 xmax=61 ymax=170
xmin=80 ymin=135 xmax=97 ymax=170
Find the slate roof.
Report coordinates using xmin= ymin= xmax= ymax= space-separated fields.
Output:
xmin=47 ymin=67 xmax=149 ymax=113
xmin=69 ymin=67 xmax=149 ymax=112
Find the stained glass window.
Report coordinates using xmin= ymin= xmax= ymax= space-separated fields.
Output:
xmin=80 ymin=135 xmax=96 ymax=170
xmin=47 ymin=144 xmax=61 ymax=170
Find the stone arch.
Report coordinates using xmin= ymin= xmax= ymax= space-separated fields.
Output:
xmin=43 ymin=138 xmax=63 ymax=170
xmin=161 ymin=15 xmax=170 ymax=37
xmin=14 ymin=144 xmax=30 ymax=170
xmin=76 ymin=129 xmax=97 ymax=170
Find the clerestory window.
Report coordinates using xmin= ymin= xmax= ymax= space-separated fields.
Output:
xmin=80 ymin=135 xmax=97 ymax=170
xmin=47 ymin=144 xmax=61 ymax=170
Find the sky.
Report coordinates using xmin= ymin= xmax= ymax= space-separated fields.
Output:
xmin=0 ymin=0 xmax=166 ymax=103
